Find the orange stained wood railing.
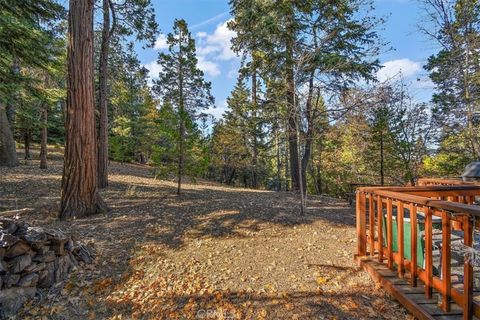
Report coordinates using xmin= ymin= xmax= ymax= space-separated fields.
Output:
xmin=355 ymin=183 xmax=480 ymax=320
xmin=418 ymin=178 xmax=478 ymax=187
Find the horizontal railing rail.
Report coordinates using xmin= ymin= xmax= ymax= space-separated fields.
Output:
xmin=418 ymin=178 xmax=477 ymax=186
xmin=356 ymin=184 xmax=480 ymax=319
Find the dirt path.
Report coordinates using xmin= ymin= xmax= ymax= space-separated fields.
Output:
xmin=0 ymin=151 xmax=411 ymax=319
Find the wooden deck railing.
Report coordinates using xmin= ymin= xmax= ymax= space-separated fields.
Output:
xmin=418 ymin=178 xmax=477 ymax=187
xmin=355 ymin=184 xmax=480 ymax=319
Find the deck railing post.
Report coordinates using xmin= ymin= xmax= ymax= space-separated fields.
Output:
xmin=397 ymin=201 xmax=405 ymax=278
xmin=425 ymin=208 xmax=433 ymax=299
xmin=377 ymin=195 xmax=384 ymax=263
xmin=387 ymin=198 xmax=393 ymax=269
xmin=463 ymin=215 xmax=473 ymax=320
xmin=441 ymin=211 xmax=451 ymax=312
xmin=410 ymin=203 xmax=417 ymax=287
xmin=356 ymin=191 xmax=367 ymax=256
xmin=369 ymin=193 xmax=375 ymax=256
xmin=467 ymin=196 xmax=474 ymax=205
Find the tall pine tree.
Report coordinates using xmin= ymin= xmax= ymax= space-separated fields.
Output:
xmin=422 ymin=0 xmax=480 ymax=159
xmin=60 ymin=0 xmax=106 ymax=219
xmin=154 ymin=19 xmax=214 ymax=194
xmin=96 ymin=0 xmax=158 ymax=188
xmin=0 ymin=0 xmax=64 ymax=167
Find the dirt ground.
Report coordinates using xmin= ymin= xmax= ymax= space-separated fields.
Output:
xmin=0 ymin=147 xmax=412 ymax=319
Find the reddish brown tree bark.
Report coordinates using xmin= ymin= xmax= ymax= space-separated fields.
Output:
xmin=97 ymin=0 xmax=112 ymax=189
xmin=0 ymin=104 xmax=19 ymax=167
xmin=39 ymin=103 xmax=48 ymax=169
xmin=251 ymin=67 xmax=258 ymax=189
xmin=60 ymin=0 xmax=106 ymax=219
xmin=24 ymin=131 xmax=31 ymax=160
xmin=285 ymin=4 xmax=299 ymax=192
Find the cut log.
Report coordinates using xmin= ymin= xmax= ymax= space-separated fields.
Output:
xmin=0 ymin=208 xmax=35 ymax=218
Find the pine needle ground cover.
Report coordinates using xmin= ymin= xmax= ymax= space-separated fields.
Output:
xmin=0 ymin=148 xmax=408 ymax=319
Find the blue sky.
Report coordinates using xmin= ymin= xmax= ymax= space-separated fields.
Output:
xmin=139 ymin=0 xmax=437 ymax=119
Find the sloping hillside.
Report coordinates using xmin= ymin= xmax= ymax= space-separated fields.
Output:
xmin=0 ymin=151 xmax=409 ymax=319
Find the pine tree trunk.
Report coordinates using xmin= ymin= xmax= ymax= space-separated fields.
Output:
xmin=177 ymin=28 xmax=187 ymax=195
xmin=177 ymin=37 xmax=185 ymax=195
xmin=295 ymin=115 xmax=305 ymax=215
xmin=284 ymin=133 xmax=289 ymax=192
xmin=316 ymin=147 xmax=322 ymax=194
xmin=24 ymin=131 xmax=30 ymax=160
xmin=285 ymin=5 xmax=299 ymax=191
xmin=60 ymin=0 xmax=106 ymax=220
xmin=97 ymin=0 xmax=111 ymax=189
xmin=6 ymin=104 xmax=14 ymax=128
xmin=251 ymin=67 xmax=258 ymax=189
xmin=40 ymin=104 xmax=48 ymax=169
xmin=177 ymin=116 xmax=185 ymax=195
xmin=275 ymin=129 xmax=281 ymax=192
xmin=6 ymin=60 xmax=19 ymax=128
xmin=0 ymin=104 xmax=19 ymax=167
xmin=380 ymin=131 xmax=385 ymax=186
xmin=300 ymin=73 xmax=315 ymax=194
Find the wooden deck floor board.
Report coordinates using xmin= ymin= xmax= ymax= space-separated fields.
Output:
xmin=356 ymin=255 xmax=480 ymax=320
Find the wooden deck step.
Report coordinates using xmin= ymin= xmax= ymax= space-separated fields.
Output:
xmin=356 ymin=256 xmax=480 ymax=320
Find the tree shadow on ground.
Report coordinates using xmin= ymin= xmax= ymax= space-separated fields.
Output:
xmin=104 ymin=275 xmax=397 ymax=319
xmin=67 ymin=176 xmax=356 ymax=250
xmin=1 ymin=158 xmax=406 ymax=319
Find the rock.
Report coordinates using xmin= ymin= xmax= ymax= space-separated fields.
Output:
xmin=2 ymin=274 xmax=20 ymax=288
xmin=0 ymin=232 xmax=18 ymax=248
xmin=23 ymin=262 xmax=46 ymax=273
xmin=9 ymin=253 xmax=31 ymax=273
xmin=4 ymin=241 xmax=30 ymax=258
xmin=0 ymin=287 xmax=36 ymax=318
xmin=38 ymin=262 xmax=55 ymax=288
xmin=32 ymin=250 xmax=56 ymax=263
xmin=18 ymin=273 xmax=39 ymax=287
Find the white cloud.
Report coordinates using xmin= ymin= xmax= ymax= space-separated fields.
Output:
xmin=197 ymin=45 xmax=219 ymax=56
xmin=154 ymin=34 xmax=168 ymax=50
xmin=205 ymin=100 xmax=228 ymax=120
xmin=143 ymin=60 xmax=162 ymax=86
xmin=192 ymin=20 xmax=239 ymax=79
xmin=197 ymin=56 xmax=221 ymax=77
xmin=227 ymin=68 xmax=238 ymax=79
xmin=413 ymin=76 xmax=435 ymax=89
xmin=377 ymin=59 xmax=422 ymax=82
xmin=204 ymin=21 xmax=237 ymax=61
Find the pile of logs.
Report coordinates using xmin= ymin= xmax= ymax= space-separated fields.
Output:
xmin=0 ymin=218 xmax=94 ymax=317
